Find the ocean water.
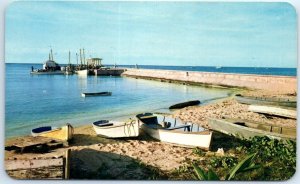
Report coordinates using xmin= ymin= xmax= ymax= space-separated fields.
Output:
xmin=5 ymin=63 xmax=235 ymax=138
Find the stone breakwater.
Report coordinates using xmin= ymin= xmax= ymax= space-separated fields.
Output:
xmin=122 ymin=69 xmax=297 ymax=93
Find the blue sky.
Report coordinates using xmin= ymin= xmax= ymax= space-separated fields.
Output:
xmin=5 ymin=1 xmax=297 ymax=67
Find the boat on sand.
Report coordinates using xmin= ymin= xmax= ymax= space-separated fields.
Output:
xmin=136 ymin=113 xmax=212 ymax=150
xmin=31 ymin=123 xmax=74 ymax=141
xmin=248 ymin=105 xmax=297 ymax=119
xmin=208 ymin=118 xmax=296 ymax=141
xmin=92 ymin=119 xmax=139 ymax=138
xmin=235 ymin=94 xmax=296 ymax=108
xmin=81 ymin=92 xmax=112 ymax=97
xmin=169 ymin=100 xmax=200 ymax=109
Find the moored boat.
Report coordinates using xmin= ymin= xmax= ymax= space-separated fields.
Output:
xmin=76 ymin=69 xmax=90 ymax=76
xmin=31 ymin=123 xmax=74 ymax=141
xmin=81 ymin=91 xmax=112 ymax=97
xmin=30 ymin=49 xmax=65 ymax=75
xmin=248 ymin=105 xmax=297 ymax=119
xmin=136 ymin=113 xmax=212 ymax=150
xmin=31 ymin=70 xmax=65 ymax=75
xmin=92 ymin=119 xmax=139 ymax=138
xmin=208 ymin=118 xmax=296 ymax=141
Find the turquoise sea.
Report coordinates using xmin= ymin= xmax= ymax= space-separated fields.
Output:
xmin=6 ymin=63 xmax=235 ymax=138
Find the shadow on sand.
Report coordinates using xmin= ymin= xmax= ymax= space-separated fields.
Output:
xmin=69 ymin=130 xmax=156 ymax=147
xmin=210 ymin=131 xmax=245 ymax=152
xmin=70 ymin=148 xmax=168 ymax=180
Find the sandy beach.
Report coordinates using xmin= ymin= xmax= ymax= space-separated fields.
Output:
xmin=4 ymin=88 xmax=297 ymax=179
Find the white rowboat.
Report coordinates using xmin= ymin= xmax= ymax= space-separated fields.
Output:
xmin=92 ymin=119 xmax=139 ymax=138
xmin=136 ymin=113 xmax=212 ymax=150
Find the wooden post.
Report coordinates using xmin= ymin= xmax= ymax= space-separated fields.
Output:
xmin=64 ymin=149 xmax=71 ymax=179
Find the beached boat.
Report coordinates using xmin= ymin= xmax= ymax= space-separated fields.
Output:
xmin=169 ymin=100 xmax=200 ymax=109
xmin=92 ymin=119 xmax=139 ymax=138
xmin=136 ymin=113 xmax=212 ymax=150
xmin=208 ymin=118 xmax=296 ymax=140
xmin=235 ymin=95 xmax=296 ymax=108
xmin=31 ymin=123 xmax=74 ymax=141
xmin=81 ymin=92 xmax=112 ymax=97
xmin=248 ymin=105 xmax=297 ymax=119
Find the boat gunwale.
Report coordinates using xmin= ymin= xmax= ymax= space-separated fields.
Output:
xmin=235 ymin=95 xmax=296 ymax=103
xmin=141 ymin=124 xmax=212 ymax=150
xmin=209 ymin=118 xmax=296 ymax=140
xmin=92 ymin=120 xmax=138 ymax=129
xmin=31 ymin=127 xmax=62 ymax=135
xmin=141 ymin=123 xmax=212 ymax=135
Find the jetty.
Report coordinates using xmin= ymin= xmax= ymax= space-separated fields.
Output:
xmin=121 ymin=68 xmax=296 ymax=93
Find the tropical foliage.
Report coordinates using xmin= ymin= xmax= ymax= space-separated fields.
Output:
xmin=189 ymin=136 xmax=296 ymax=181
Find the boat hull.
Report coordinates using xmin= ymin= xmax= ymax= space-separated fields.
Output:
xmin=93 ymin=120 xmax=139 ymax=138
xmin=31 ymin=124 xmax=74 ymax=141
xmin=141 ymin=124 xmax=212 ymax=149
xmin=169 ymin=100 xmax=200 ymax=109
xmin=136 ymin=113 xmax=212 ymax=150
xmin=235 ymin=96 xmax=296 ymax=108
xmin=81 ymin=92 xmax=112 ymax=97
xmin=208 ymin=119 xmax=296 ymax=141
xmin=248 ymin=105 xmax=297 ymax=119
xmin=76 ymin=69 xmax=89 ymax=76
xmin=30 ymin=71 xmax=65 ymax=75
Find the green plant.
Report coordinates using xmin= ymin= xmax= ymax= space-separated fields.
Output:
xmin=192 ymin=147 xmax=205 ymax=156
xmin=210 ymin=156 xmax=237 ymax=168
xmin=240 ymin=136 xmax=296 ymax=180
xmin=192 ymin=152 xmax=260 ymax=180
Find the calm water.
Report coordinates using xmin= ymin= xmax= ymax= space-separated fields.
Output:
xmin=6 ymin=63 xmax=235 ymax=138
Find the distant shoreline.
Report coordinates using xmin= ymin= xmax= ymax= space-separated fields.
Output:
xmin=5 ymin=63 xmax=297 ymax=76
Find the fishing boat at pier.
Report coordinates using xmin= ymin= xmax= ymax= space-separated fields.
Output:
xmin=30 ymin=49 xmax=65 ymax=75
xmin=31 ymin=123 xmax=74 ymax=141
xmin=81 ymin=91 xmax=112 ymax=97
xmin=92 ymin=119 xmax=139 ymax=138
xmin=136 ymin=113 xmax=212 ymax=150
xmin=208 ymin=118 xmax=296 ymax=141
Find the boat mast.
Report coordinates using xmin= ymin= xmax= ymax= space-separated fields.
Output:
xmin=79 ymin=49 xmax=82 ymax=66
xmin=76 ymin=53 xmax=78 ymax=65
xmin=50 ymin=49 xmax=54 ymax=61
xmin=68 ymin=51 xmax=71 ymax=66
xmin=83 ymin=48 xmax=86 ymax=66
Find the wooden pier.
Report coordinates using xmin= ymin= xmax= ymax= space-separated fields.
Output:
xmin=94 ymin=68 xmax=126 ymax=76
